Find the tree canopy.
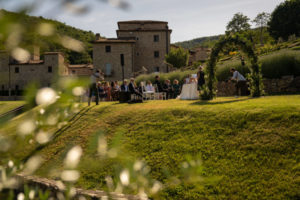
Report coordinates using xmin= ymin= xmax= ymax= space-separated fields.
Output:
xmin=268 ymin=0 xmax=300 ymax=40
xmin=226 ymin=13 xmax=251 ymax=33
xmin=165 ymin=47 xmax=189 ymax=69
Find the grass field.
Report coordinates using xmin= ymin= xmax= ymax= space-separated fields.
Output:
xmin=1 ymin=96 xmax=300 ymax=199
xmin=0 ymin=101 xmax=25 ymax=115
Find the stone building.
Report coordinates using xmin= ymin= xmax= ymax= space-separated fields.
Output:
xmin=188 ymin=47 xmax=211 ymax=65
xmin=93 ymin=20 xmax=172 ymax=81
xmin=0 ymin=51 xmax=67 ymax=97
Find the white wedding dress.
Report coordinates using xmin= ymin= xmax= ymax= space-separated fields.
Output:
xmin=179 ymin=81 xmax=199 ymax=100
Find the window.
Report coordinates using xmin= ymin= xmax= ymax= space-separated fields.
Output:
xmin=15 ymin=67 xmax=19 ymax=73
xmin=154 ymin=35 xmax=159 ymax=42
xmin=15 ymin=85 xmax=19 ymax=91
xmin=105 ymin=45 xmax=111 ymax=53
xmin=48 ymin=66 xmax=52 ymax=73
xmin=154 ymin=51 xmax=160 ymax=58
xmin=72 ymin=70 xmax=76 ymax=74
xmin=137 ymin=52 xmax=140 ymax=56
xmin=105 ymin=63 xmax=112 ymax=76
xmin=155 ymin=67 xmax=160 ymax=72
xmin=136 ymin=37 xmax=139 ymax=40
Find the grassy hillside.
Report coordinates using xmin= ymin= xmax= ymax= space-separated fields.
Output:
xmin=0 ymin=101 xmax=25 ymax=115
xmin=1 ymin=96 xmax=300 ymax=199
xmin=0 ymin=9 xmax=96 ymax=64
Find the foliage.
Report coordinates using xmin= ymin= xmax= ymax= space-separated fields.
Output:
xmin=268 ymin=0 xmax=300 ymax=40
xmin=165 ymin=47 xmax=190 ymax=69
xmin=0 ymin=9 xmax=95 ymax=64
xmin=203 ymin=34 xmax=263 ymax=100
xmin=216 ymin=50 xmax=300 ymax=81
xmin=252 ymin=12 xmax=271 ymax=46
xmin=135 ymin=69 xmax=196 ymax=86
xmin=226 ymin=12 xmax=251 ymax=33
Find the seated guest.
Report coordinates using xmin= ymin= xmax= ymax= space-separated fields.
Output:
xmin=98 ymin=82 xmax=106 ymax=101
xmin=172 ymin=79 xmax=181 ymax=99
xmin=104 ymin=82 xmax=111 ymax=101
xmin=145 ymin=81 xmax=155 ymax=92
xmin=114 ymin=81 xmax=121 ymax=91
xmin=129 ymin=78 xmax=143 ymax=98
xmin=163 ymin=79 xmax=172 ymax=99
xmin=121 ymin=80 xmax=129 ymax=92
xmin=138 ymin=82 xmax=146 ymax=94
xmin=154 ymin=75 xmax=163 ymax=92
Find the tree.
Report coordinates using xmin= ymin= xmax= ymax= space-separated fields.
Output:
xmin=226 ymin=13 xmax=251 ymax=33
xmin=252 ymin=12 xmax=271 ymax=45
xmin=269 ymin=0 xmax=300 ymax=40
xmin=165 ymin=47 xmax=189 ymax=69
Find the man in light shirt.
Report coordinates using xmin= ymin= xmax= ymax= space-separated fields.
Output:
xmin=230 ymin=68 xmax=247 ymax=97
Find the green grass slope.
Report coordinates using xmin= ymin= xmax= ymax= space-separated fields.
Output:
xmin=0 ymin=101 xmax=25 ymax=115
xmin=1 ymin=96 xmax=300 ymax=199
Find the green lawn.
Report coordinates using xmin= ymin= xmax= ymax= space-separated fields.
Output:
xmin=1 ymin=96 xmax=300 ymax=199
xmin=0 ymin=101 xmax=25 ymax=115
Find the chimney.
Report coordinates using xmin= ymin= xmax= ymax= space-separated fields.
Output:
xmin=95 ymin=33 xmax=101 ymax=41
xmin=32 ymin=46 xmax=40 ymax=61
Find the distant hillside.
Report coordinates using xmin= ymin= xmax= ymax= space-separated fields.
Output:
xmin=0 ymin=9 xmax=97 ymax=64
xmin=174 ymin=35 xmax=222 ymax=49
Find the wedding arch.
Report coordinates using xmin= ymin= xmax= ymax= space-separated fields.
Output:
xmin=202 ymin=34 xmax=264 ymax=100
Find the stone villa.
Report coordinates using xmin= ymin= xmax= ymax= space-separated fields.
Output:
xmin=93 ymin=20 xmax=172 ymax=81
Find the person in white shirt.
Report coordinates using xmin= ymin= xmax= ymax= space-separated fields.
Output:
xmin=230 ymin=68 xmax=247 ymax=97
xmin=145 ymin=81 xmax=155 ymax=92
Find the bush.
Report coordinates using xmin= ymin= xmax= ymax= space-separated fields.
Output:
xmin=136 ymin=70 xmax=197 ymax=85
xmin=260 ymin=50 xmax=300 ymax=78
xmin=216 ymin=50 xmax=300 ymax=81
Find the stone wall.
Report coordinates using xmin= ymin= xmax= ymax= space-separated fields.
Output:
xmin=93 ymin=42 xmax=135 ymax=81
xmin=217 ymin=76 xmax=300 ymax=96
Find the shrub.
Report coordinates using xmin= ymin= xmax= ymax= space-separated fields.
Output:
xmin=260 ymin=50 xmax=300 ymax=78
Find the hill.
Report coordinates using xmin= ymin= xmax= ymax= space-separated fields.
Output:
xmin=0 ymin=9 xmax=96 ymax=64
xmin=174 ymin=35 xmax=221 ymax=49
xmin=1 ymin=96 xmax=300 ymax=199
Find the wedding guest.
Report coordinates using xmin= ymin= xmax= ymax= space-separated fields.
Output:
xmin=138 ymin=82 xmax=145 ymax=94
xmin=129 ymin=78 xmax=143 ymax=98
xmin=230 ymin=68 xmax=247 ymax=97
xmin=163 ymin=79 xmax=172 ymax=99
xmin=145 ymin=81 xmax=155 ymax=92
xmin=121 ymin=80 xmax=129 ymax=92
xmin=98 ymin=82 xmax=106 ymax=101
xmin=172 ymin=79 xmax=181 ymax=99
xmin=88 ymin=69 xmax=100 ymax=106
xmin=154 ymin=76 xmax=163 ymax=93
xmin=114 ymin=81 xmax=121 ymax=91
xmin=197 ymin=66 xmax=205 ymax=90
xmin=104 ymin=82 xmax=111 ymax=101
xmin=185 ymin=75 xmax=191 ymax=84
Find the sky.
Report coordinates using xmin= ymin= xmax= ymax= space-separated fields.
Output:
xmin=1 ymin=0 xmax=285 ymax=42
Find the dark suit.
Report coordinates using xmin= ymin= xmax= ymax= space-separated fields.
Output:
xmin=154 ymin=80 xmax=163 ymax=92
xmin=163 ymin=83 xmax=172 ymax=99
xmin=121 ymin=84 xmax=129 ymax=92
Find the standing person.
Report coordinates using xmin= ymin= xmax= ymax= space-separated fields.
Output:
xmin=230 ymin=68 xmax=247 ymax=97
xmin=197 ymin=66 xmax=205 ymax=90
xmin=154 ymin=75 xmax=163 ymax=92
xmin=88 ymin=69 xmax=101 ymax=106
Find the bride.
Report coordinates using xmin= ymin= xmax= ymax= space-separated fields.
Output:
xmin=179 ymin=74 xmax=199 ymax=100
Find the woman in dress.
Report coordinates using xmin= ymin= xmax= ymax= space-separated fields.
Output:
xmin=172 ymin=79 xmax=181 ymax=99
xmin=104 ymin=82 xmax=111 ymax=101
